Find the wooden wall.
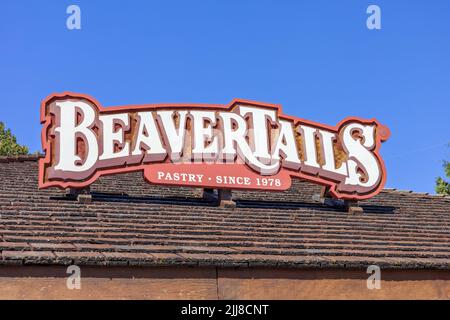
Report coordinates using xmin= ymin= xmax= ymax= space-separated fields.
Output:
xmin=0 ymin=266 xmax=449 ymax=300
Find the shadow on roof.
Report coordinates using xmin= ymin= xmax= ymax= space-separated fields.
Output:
xmin=359 ymin=205 xmax=396 ymax=214
xmin=49 ymin=192 xmax=396 ymax=214
xmin=50 ymin=192 xmax=216 ymax=207
xmin=235 ymin=199 xmax=341 ymax=211
xmin=236 ymin=200 xmax=396 ymax=214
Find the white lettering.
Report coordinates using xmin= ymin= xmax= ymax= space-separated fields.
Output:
xmin=190 ymin=111 xmax=219 ymax=162
xmin=272 ymin=120 xmax=301 ymax=170
xmin=157 ymin=110 xmax=187 ymax=161
xmin=99 ymin=113 xmax=130 ymax=160
xmin=54 ymin=100 xmax=98 ymax=172
xmin=343 ymin=123 xmax=380 ymax=190
xmin=132 ymin=112 xmax=167 ymax=161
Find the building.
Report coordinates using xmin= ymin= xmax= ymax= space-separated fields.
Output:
xmin=0 ymin=155 xmax=449 ymax=299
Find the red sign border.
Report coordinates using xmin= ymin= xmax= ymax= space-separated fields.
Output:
xmin=39 ymin=92 xmax=390 ymax=200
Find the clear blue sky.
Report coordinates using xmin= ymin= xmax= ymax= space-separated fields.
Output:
xmin=1 ymin=0 xmax=449 ymax=193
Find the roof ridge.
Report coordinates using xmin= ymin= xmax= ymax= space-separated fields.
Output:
xmin=0 ymin=157 xmax=448 ymax=200
xmin=0 ymin=154 xmax=42 ymax=162
xmin=383 ymin=188 xmax=450 ymax=199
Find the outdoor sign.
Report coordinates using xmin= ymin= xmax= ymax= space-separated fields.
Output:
xmin=39 ymin=92 xmax=390 ymax=200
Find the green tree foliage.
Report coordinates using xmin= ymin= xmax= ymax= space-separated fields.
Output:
xmin=435 ymin=160 xmax=450 ymax=195
xmin=0 ymin=122 xmax=29 ymax=156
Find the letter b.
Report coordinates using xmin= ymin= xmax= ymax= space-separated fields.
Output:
xmin=54 ymin=100 xmax=99 ymax=173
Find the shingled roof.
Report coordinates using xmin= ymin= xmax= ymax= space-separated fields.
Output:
xmin=0 ymin=155 xmax=449 ymax=270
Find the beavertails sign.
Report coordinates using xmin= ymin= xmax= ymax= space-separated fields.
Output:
xmin=39 ymin=93 xmax=390 ymax=200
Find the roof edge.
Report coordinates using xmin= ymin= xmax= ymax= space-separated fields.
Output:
xmin=1 ymin=256 xmax=449 ymax=271
xmin=382 ymin=188 xmax=450 ymax=199
xmin=0 ymin=154 xmax=43 ymax=163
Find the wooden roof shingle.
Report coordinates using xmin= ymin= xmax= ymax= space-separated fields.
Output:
xmin=0 ymin=155 xmax=449 ymax=269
